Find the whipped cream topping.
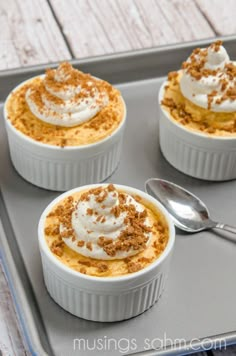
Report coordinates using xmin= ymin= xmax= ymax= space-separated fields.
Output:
xmin=25 ymin=62 xmax=109 ymax=127
xmin=179 ymin=41 xmax=236 ymax=112
xmin=61 ymin=185 xmax=152 ymax=260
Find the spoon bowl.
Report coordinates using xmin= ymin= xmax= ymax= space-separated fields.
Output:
xmin=145 ymin=178 xmax=236 ymax=236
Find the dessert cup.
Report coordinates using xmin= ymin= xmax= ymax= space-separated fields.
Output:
xmin=159 ymin=82 xmax=236 ymax=181
xmin=4 ymin=75 xmax=126 ymax=191
xmin=159 ymin=41 xmax=236 ymax=181
xmin=38 ymin=184 xmax=175 ymax=322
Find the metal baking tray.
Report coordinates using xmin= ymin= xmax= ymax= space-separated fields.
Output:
xmin=1 ymin=36 xmax=236 ymax=356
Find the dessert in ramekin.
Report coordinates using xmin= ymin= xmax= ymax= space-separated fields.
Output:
xmin=38 ymin=183 xmax=175 ymax=321
xmin=4 ymin=63 xmax=126 ymax=191
xmin=159 ymin=41 xmax=236 ymax=180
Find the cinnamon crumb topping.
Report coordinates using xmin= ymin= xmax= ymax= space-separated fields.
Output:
xmin=97 ymin=262 xmax=109 ymax=273
xmin=127 ymin=262 xmax=142 ymax=273
xmin=168 ymin=71 xmax=178 ymax=81
xmin=210 ymin=40 xmax=222 ymax=52
xmin=95 ymin=190 xmax=108 ymax=203
xmin=69 ymin=186 xmax=153 ymax=258
xmin=97 ymin=236 xmax=113 ymax=247
xmin=107 ymin=183 xmax=115 ymax=191
xmin=44 ymin=225 xmax=59 ymax=236
xmin=77 ymin=240 xmax=85 ymax=247
xmin=79 ymin=267 xmax=87 ymax=274
xmin=86 ymin=208 xmax=93 ymax=215
xmin=138 ymin=256 xmax=152 ymax=263
xmin=50 ymin=240 xmax=65 ymax=257
xmin=78 ymin=260 xmax=91 ymax=267
xmin=86 ymin=242 xmax=93 ymax=251
xmin=96 ymin=215 xmax=103 ymax=222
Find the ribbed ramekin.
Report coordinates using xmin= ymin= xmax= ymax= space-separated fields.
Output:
xmin=159 ymin=82 xmax=236 ymax=181
xmin=4 ymin=78 xmax=126 ymax=191
xmin=38 ymin=184 xmax=175 ymax=322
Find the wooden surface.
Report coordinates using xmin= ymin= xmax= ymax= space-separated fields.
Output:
xmin=0 ymin=0 xmax=232 ymax=71
xmin=0 ymin=0 xmax=71 ymax=70
xmin=0 ymin=0 xmax=236 ymax=355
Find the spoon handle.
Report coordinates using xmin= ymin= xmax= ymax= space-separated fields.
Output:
xmin=215 ymin=223 xmax=236 ymax=235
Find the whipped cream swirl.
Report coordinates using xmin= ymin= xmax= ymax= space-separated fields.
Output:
xmin=180 ymin=43 xmax=236 ymax=112
xmin=25 ymin=62 xmax=109 ymax=127
xmin=62 ymin=186 xmax=152 ymax=260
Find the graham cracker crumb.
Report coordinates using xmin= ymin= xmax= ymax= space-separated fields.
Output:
xmin=78 ymin=260 xmax=91 ymax=267
xmin=86 ymin=242 xmax=93 ymax=251
xmin=80 ymin=267 xmax=87 ymax=274
xmin=77 ymin=240 xmax=85 ymax=247
xmin=97 ymin=262 xmax=109 ymax=273
xmin=50 ymin=240 xmax=65 ymax=257
xmin=127 ymin=262 xmax=142 ymax=273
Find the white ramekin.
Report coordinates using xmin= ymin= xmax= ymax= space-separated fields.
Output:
xmin=4 ymin=77 xmax=126 ymax=191
xmin=159 ymin=82 xmax=236 ymax=181
xmin=38 ymin=184 xmax=175 ymax=322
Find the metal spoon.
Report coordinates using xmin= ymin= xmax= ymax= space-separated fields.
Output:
xmin=145 ymin=178 xmax=236 ymax=235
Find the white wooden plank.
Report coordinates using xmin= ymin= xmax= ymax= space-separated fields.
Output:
xmin=0 ymin=261 xmax=29 ymax=356
xmin=0 ymin=0 xmax=71 ymax=71
xmin=155 ymin=0 xmax=215 ymax=41
xmin=49 ymin=0 xmax=215 ymax=58
xmin=135 ymin=0 xmax=215 ymax=45
xmin=196 ymin=0 xmax=236 ymax=36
